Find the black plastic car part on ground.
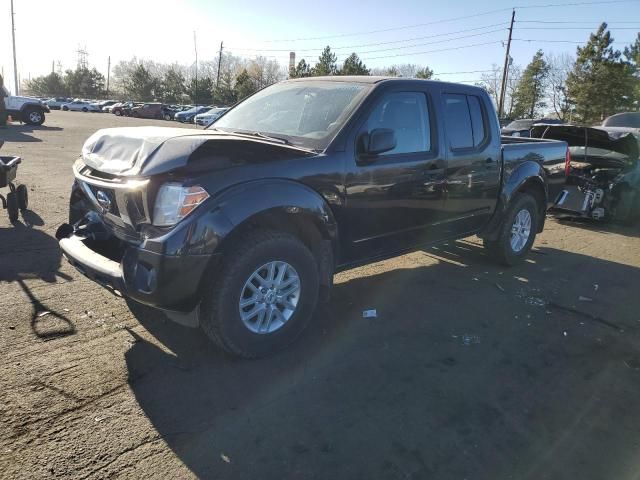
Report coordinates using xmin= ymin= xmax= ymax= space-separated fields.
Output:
xmin=57 ymin=77 xmax=568 ymax=357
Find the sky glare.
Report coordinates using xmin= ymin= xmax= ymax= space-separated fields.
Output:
xmin=1 ymin=0 xmax=638 ymax=93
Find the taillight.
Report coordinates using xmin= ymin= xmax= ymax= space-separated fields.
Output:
xmin=564 ymin=148 xmax=572 ymax=177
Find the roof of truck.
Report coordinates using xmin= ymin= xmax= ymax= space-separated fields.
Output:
xmin=286 ymin=75 xmax=484 ymax=90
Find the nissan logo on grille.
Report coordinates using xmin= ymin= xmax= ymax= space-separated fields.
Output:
xmin=96 ymin=190 xmax=112 ymax=213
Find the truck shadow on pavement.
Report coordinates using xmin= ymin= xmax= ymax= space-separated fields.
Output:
xmin=556 ymin=217 xmax=640 ymax=239
xmin=1 ymin=124 xmax=63 ymax=143
xmin=124 ymin=242 xmax=640 ymax=480
xmin=0 ymin=219 xmax=75 ymax=339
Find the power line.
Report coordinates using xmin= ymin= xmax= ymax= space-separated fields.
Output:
xmin=514 ymin=0 xmax=640 ymax=8
xmin=227 ymin=22 xmax=509 ymax=53
xmin=260 ymin=8 xmax=513 ymax=43
xmin=516 ymin=26 xmax=640 ymax=29
xmin=256 ymin=0 xmax=640 ymax=44
xmin=513 ymin=37 xmax=636 ymax=43
xmin=518 ymin=19 xmax=640 ymax=23
xmin=360 ymin=40 xmax=504 ymax=61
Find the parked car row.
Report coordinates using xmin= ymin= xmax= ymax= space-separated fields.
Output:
xmin=47 ymin=96 xmax=229 ymax=126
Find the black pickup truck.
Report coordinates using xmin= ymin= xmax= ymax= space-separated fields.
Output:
xmin=56 ymin=77 xmax=568 ymax=357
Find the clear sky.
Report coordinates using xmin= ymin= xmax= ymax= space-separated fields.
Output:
xmin=1 ymin=0 xmax=638 ymax=93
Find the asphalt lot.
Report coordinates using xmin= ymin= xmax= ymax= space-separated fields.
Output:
xmin=1 ymin=111 xmax=640 ymax=479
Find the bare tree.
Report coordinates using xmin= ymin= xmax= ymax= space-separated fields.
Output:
xmin=478 ymin=62 xmax=521 ymax=117
xmin=546 ymin=53 xmax=574 ymax=121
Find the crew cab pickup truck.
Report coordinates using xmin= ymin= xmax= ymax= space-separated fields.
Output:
xmin=56 ymin=77 xmax=568 ymax=357
xmin=1 ymin=85 xmax=49 ymax=125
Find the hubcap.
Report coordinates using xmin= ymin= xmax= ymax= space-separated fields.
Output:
xmin=510 ymin=209 xmax=532 ymax=252
xmin=239 ymin=261 xmax=301 ymax=334
xmin=29 ymin=112 xmax=41 ymax=123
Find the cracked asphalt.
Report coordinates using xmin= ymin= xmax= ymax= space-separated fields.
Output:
xmin=1 ymin=111 xmax=640 ymax=479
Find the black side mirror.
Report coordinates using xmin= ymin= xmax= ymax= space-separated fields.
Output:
xmin=359 ymin=128 xmax=397 ymax=158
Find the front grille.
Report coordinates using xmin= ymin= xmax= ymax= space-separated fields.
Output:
xmin=87 ymin=184 xmax=120 ymax=216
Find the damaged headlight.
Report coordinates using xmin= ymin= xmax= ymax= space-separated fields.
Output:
xmin=152 ymin=183 xmax=210 ymax=227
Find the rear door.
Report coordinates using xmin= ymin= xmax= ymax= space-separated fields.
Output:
xmin=439 ymin=88 xmax=501 ymax=232
xmin=343 ymin=85 xmax=447 ymax=262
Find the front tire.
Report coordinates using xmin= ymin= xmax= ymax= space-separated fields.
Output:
xmin=114 ymin=110 xmax=122 ymax=116
xmin=483 ymin=193 xmax=540 ymax=266
xmin=24 ymin=108 xmax=45 ymax=125
xmin=200 ymin=230 xmax=320 ymax=358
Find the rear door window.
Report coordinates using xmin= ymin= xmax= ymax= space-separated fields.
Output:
xmin=443 ymin=94 xmax=473 ymax=150
xmin=443 ymin=93 xmax=488 ymax=150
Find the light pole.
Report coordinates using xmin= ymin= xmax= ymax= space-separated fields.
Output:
xmin=11 ymin=0 xmax=19 ymax=95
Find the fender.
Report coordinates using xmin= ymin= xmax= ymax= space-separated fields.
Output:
xmin=215 ymin=178 xmax=339 ymax=243
xmin=480 ymin=160 xmax=548 ymax=240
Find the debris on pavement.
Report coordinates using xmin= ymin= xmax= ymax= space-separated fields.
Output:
xmin=362 ymin=309 xmax=377 ymax=318
xmin=594 ymin=284 xmax=599 ymax=291
xmin=37 ymin=311 xmax=51 ymax=317
xmin=579 ymin=296 xmax=594 ymax=302
xmin=495 ymin=283 xmax=505 ymax=292
xmin=625 ymin=358 xmax=640 ymax=370
xmin=221 ymin=453 xmax=231 ymax=463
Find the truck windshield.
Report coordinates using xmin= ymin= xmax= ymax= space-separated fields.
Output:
xmin=211 ymin=81 xmax=370 ymax=150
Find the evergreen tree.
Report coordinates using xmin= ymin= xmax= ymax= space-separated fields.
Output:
xmin=126 ymin=64 xmax=158 ymax=101
xmin=623 ymin=33 xmax=640 ymax=107
xmin=289 ymin=59 xmax=311 ymax=78
xmin=566 ymin=23 xmax=636 ymax=123
xmin=161 ymin=67 xmax=186 ymax=104
xmin=415 ymin=67 xmax=434 ymax=79
xmin=339 ymin=53 xmax=370 ymax=75
xmin=512 ymin=50 xmax=549 ymax=119
xmin=312 ymin=46 xmax=338 ymax=76
xmin=235 ymin=69 xmax=258 ymax=101
xmin=26 ymin=72 xmax=67 ymax=96
xmin=187 ymin=76 xmax=214 ymax=105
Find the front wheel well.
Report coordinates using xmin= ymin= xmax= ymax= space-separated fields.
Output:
xmin=213 ymin=208 xmax=335 ymax=298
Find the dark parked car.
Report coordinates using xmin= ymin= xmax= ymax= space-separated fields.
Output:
xmin=111 ymin=102 xmax=140 ymax=116
xmin=130 ymin=103 xmax=166 ymax=119
xmin=601 ymin=112 xmax=640 ymax=130
xmin=174 ymin=105 xmax=211 ymax=123
xmin=501 ymin=118 xmax=564 ymax=137
xmin=57 ymin=77 xmax=568 ymax=358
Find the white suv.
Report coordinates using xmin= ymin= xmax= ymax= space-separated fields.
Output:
xmin=2 ymin=86 xmax=49 ymax=125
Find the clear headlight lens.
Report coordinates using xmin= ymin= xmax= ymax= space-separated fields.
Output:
xmin=153 ymin=183 xmax=209 ymax=227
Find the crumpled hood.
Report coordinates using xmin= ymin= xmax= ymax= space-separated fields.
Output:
xmin=81 ymin=127 xmax=218 ymax=176
xmin=81 ymin=126 xmax=314 ymax=177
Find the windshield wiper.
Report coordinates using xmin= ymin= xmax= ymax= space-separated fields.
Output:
xmin=247 ymin=131 xmax=291 ymax=145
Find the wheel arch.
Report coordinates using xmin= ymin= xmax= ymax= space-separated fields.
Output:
xmin=480 ymin=161 xmax=548 ymax=240
xmin=214 ymin=179 xmax=339 ymax=299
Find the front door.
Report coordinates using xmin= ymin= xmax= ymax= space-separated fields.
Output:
xmin=343 ymin=88 xmax=447 ymax=263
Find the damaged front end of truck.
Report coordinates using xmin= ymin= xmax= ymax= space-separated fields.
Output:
xmin=531 ymin=125 xmax=640 ymax=224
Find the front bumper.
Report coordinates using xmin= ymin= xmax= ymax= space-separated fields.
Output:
xmin=59 ymin=231 xmax=219 ymax=311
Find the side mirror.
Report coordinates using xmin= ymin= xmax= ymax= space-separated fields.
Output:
xmin=359 ymin=128 xmax=397 ymax=158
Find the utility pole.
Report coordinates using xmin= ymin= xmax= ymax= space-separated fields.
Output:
xmin=106 ymin=56 xmax=111 ymax=98
xmin=214 ymin=41 xmax=224 ymax=105
xmin=10 ymin=0 xmax=19 ymax=95
xmin=498 ymin=9 xmax=515 ymax=120
xmin=194 ymin=31 xmax=198 ymax=106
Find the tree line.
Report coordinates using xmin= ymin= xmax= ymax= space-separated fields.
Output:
xmin=480 ymin=23 xmax=640 ymax=124
xmin=23 ymin=23 xmax=639 ymax=122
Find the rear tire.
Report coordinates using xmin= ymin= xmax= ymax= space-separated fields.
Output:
xmin=6 ymin=192 xmax=19 ymax=223
xmin=114 ymin=110 xmax=122 ymax=116
xmin=483 ymin=193 xmax=540 ymax=266
xmin=200 ymin=230 xmax=319 ymax=358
